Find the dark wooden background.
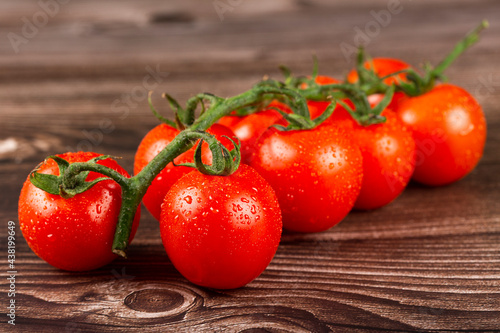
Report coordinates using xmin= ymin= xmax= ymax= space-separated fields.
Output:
xmin=1 ymin=0 xmax=499 ymax=332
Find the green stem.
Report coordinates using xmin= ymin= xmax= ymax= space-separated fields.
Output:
xmin=396 ymin=20 xmax=489 ymax=96
xmin=111 ymin=183 xmax=142 ymax=258
xmin=431 ymin=19 xmax=489 ymax=79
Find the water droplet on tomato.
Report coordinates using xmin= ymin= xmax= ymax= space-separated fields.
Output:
xmin=241 ymin=198 xmax=249 ymax=203
xmin=184 ymin=196 xmax=192 ymax=204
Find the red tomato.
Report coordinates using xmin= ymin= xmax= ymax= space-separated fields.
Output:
xmin=134 ymin=123 xmax=236 ymax=221
xmin=348 ymin=58 xmax=411 ymax=110
xmin=328 ymin=108 xmax=416 ymax=209
xmin=18 ymin=152 xmax=140 ymax=271
xmin=218 ymin=101 xmax=291 ymax=164
xmin=396 ymin=84 xmax=486 ymax=186
xmin=229 ymin=109 xmax=283 ymax=163
xmin=218 ymin=114 xmax=243 ymax=128
xmin=160 ymin=164 xmax=282 ymax=289
xmin=249 ymin=124 xmax=363 ymax=233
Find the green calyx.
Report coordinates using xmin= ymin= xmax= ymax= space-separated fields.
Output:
xmin=30 ymin=155 xmax=113 ymax=199
xmin=342 ymin=85 xmax=395 ymax=126
xmin=255 ymin=79 xmax=337 ymax=131
xmin=278 ymin=63 xmax=391 ymax=127
xmin=174 ymin=132 xmax=241 ymax=176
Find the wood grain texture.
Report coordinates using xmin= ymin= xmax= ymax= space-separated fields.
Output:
xmin=1 ymin=0 xmax=499 ymax=332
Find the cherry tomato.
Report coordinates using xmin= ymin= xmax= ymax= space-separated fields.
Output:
xmin=326 ymin=108 xmax=416 ymax=209
xmin=18 ymin=152 xmax=140 ymax=271
xmin=218 ymin=101 xmax=291 ymax=164
xmin=134 ymin=123 xmax=236 ymax=221
xmin=396 ymin=84 xmax=486 ymax=186
xmin=160 ymin=164 xmax=282 ymax=289
xmin=218 ymin=114 xmax=243 ymax=128
xmin=249 ymin=124 xmax=363 ymax=233
xmin=229 ymin=109 xmax=283 ymax=163
xmin=348 ymin=58 xmax=412 ymax=110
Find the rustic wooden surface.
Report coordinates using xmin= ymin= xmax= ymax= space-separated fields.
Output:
xmin=1 ymin=0 xmax=500 ymax=332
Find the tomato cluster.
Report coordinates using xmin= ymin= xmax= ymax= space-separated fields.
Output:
xmin=18 ymin=23 xmax=487 ymax=289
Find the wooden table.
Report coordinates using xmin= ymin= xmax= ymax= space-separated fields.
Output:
xmin=1 ymin=0 xmax=499 ymax=331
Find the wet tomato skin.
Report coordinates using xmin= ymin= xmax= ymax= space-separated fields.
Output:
xmin=18 ymin=152 xmax=140 ymax=271
xmin=160 ymin=164 xmax=282 ymax=289
xmin=229 ymin=109 xmax=283 ymax=164
xmin=219 ymin=101 xmax=291 ymax=164
xmin=249 ymin=124 xmax=363 ymax=233
xmin=396 ymin=84 xmax=486 ymax=186
xmin=134 ymin=123 xmax=236 ymax=220
xmin=329 ymin=109 xmax=416 ymax=210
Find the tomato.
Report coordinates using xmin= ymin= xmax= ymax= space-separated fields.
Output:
xmin=217 ymin=101 xmax=292 ymax=164
xmin=249 ymin=124 xmax=363 ymax=233
xmin=160 ymin=164 xmax=282 ymax=289
xmin=348 ymin=58 xmax=412 ymax=110
xmin=134 ymin=123 xmax=236 ymax=221
xmin=228 ymin=109 xmax=283 ymax=164
xmin=396 ymin=84 xmax=486 ymax=186
xmin=327 ymin=108 xmax=416 ymax=209
xmin=18 ymin=152 xmax=140 ymax=271
xmin=218 ymin=114 xmax=243 ymax=128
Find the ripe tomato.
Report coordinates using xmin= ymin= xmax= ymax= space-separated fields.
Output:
xmin=228 ymin=109 xmax=283 ymax=164
xmin=218 ymin=114 xmax=243 ymax=128
xmin=249 ymin=124 xmax=363 ymax=233
xmin=160 ymin=164 xmax=282 ymax=289
xmin=134 ymin=123 xmax=236 ymax=221
xmin=218 ymin=101 xmax=291 ymax=164
xmin=18 ymin=152 xmax=140 ymax=271
xmin=326 ymin=108 xmax=416 ymax=209
xmin=396 ymin=84 xmax=486 ymax=186
xmin=348 ymin=58 xmax=411 ymax=110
